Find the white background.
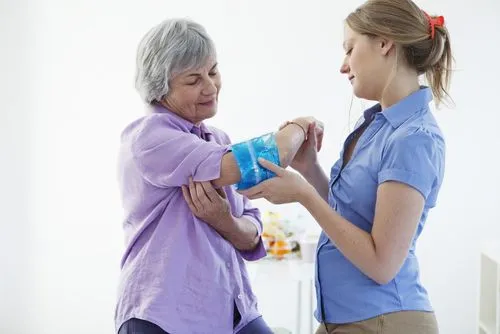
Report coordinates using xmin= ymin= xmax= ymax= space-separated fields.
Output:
xmin=1 ymin=0 xmax=499 ymax=333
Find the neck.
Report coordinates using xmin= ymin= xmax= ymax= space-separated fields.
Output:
xmin=157 ymin=100 xmax=202 ymax=126
xmin=379 ymin=72 xmax=420 ymax=109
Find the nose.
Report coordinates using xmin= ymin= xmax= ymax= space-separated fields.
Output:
xmin=340 ymin=62 xmax=350 ymax=74
xmin=202 ymin=78 xmax=217 ymax=96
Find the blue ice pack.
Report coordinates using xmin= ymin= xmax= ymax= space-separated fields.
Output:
xmin=231 ymin=132 xmax=281 ymax=190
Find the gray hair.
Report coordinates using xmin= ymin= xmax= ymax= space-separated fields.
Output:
xmin=135 ymin=18 xmax=217 ymax=103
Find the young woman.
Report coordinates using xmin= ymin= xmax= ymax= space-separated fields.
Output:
xmin=237 ymin=0 xmax=452 ymax=333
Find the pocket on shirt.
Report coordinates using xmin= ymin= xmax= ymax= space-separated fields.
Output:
xmin=176 ymin=263 xmax=233 ymax=333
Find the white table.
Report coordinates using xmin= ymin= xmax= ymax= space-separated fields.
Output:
xmin=246 ymin=259 xmax=316 ymax=334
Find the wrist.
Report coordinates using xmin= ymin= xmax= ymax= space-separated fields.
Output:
xmin=297 ymin=182 xmax=317 ymax=205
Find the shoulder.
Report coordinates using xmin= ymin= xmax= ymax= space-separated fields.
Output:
xmin=387 ymin=111 xmax=445 ymax=154
xmin=378 ymin=115 xmax=446 ymax=200
xmin=127 ymin=114 xmax=191 ymax=153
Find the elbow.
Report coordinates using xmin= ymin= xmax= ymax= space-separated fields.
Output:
xmin=231 ymin=216 xmax=261 ymax=252
xmin=235 ymin=237 xmax=264 ymax=262
xmin=278 ymin=147 xmax=293 ymax=168
xmin=370 ymin=265 xmax=399 ymax=286
xmin=372 ymin=275 xmax=394 ymax=286
xmin=236 ymin=236 xmax=260 ymax=252
xmin=368 ymin=250 xmax=405 ymax=285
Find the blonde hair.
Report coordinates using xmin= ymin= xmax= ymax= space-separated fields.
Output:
xmin=346 ymin=0 xmax=453 ymax=106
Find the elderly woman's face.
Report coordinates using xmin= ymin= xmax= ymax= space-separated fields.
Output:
xmin=162 ymin=59 xmax=221 ymax=125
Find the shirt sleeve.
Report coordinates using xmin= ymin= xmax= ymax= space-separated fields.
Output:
xmin=238 ymin=196 xmax=267 ymax=261
xmin=131 ymin=117 xmax=230 ymax=188
xmin=378 ymin=128 xmax=443 ymax=200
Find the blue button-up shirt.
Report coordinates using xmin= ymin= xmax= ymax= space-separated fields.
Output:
xmin=314 ymin=87 xmax=446 ymax=323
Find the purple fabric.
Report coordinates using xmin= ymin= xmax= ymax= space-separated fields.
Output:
xmin=115 ymin=103 xmax=267 ymax=334
xmin=118 ymin=318 xmax=167 ymax=334
xmin=118 ymin=316 xmax=273 ymax=334
xmin=236 ymin=317 xmax=274 ymax=334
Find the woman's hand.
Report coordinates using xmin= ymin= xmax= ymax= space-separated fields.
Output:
xmin=238 ymin=158 xmax=314 ymax=204
xmin=280 ymin=118 xmax=324 ymax=175
xmin=182 ymin=178 xmax=233 ymax=228
xmin=182 ymin=178 xmax=261 ymax=251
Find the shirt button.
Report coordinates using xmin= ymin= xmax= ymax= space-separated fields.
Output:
xmin=226 ymin=262 xmax=231 ymax=268
xmin=238 ymin=294 xmax=243 ymax=299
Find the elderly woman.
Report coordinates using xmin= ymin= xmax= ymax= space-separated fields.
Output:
xmin=115 ymin=18 xmax=321 ymax=334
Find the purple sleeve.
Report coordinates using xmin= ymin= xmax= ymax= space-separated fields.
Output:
xmin=238 ymin=196 xmax=267 ymax=261
xmin=132 ymin=118 xmax=230 ymax=187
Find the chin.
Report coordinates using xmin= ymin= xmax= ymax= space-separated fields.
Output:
xmin=353 ymin=85 xmax=377 ymax=102
xmin=204 ymin=107 xmax=218 ymax=120
xmin=352 ymin=85 xmax=365 ymax=99
xmin=209 ymin=105 xmax=218 ymax=116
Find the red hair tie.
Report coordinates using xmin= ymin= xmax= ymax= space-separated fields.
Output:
xmin=423 ymin=11 xmax=445 ymax=39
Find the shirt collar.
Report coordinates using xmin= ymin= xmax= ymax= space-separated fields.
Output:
xmin=363 ymin=103 xmax=382 ymax=123
xmin=148 ymin=102 xmax=212 ymax=136
xmin=361 ymin=87 xmax=432 ymax=128
xmin=380 ymin=86 xmax=433 ymax=128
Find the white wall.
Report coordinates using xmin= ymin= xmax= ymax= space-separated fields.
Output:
xmin=0 ymin=0 xmax=38 ymax=333
xmin=1 ymin=0 xmax=499 ymax=333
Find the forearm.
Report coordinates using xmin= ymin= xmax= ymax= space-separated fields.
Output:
xmin=275 ymin=121 xmax=307 ymax=168
xmin=214 ymin=215 xmax=260 ymax=251
xmin=299 ymin=189 xmax=389 ymax=284
xmin=300 ymin=163 xmax=329 ymax=201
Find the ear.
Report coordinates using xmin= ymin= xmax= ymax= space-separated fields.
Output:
xmin=378 ymin=37 xmax=394 ymax=56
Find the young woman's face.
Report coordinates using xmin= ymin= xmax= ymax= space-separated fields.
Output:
xmin=340 ymin=24 xmax=394 ymax=101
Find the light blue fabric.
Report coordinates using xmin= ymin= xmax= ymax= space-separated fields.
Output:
xmin=314 ymin=87 xmax=446 ymax=323
xmin=231 ymin=132 xmax=280 ymax=190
